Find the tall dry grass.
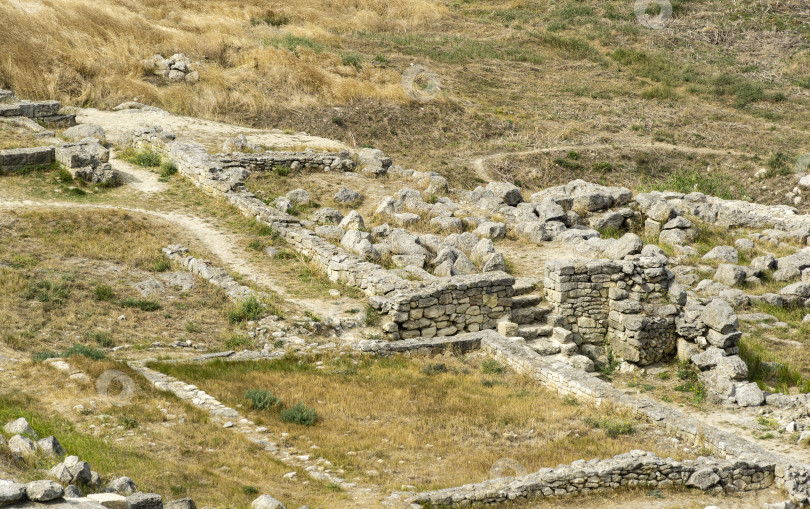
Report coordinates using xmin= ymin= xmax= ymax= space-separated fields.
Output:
xmin=0 ymin=0 xmax=445 ymax=120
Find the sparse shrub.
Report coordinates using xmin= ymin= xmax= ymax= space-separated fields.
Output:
xmin=280 ymin=403 xmax=318 ymax=426
xmin=227 ymin=296 xmax=265 ymax=323
xmin=225 ymin=335 xmax=253 ymax=350
xmin=55 ymin=167 xmax=74 ymax=183
xmin=67 ymin=187 xmax=87 ymax=196
xmin=32 ymin=351 xmax=58 ymax=362
xmin=765 ymin=152 xmax=792 ymax=177
xmin=598 ymin=226 xmax=623 ymax=239
xmin=62 ymin=343 xmax=106 ymax=360
xmin=185 ymin=322 xmax=201 ymax=333
xmin=584 ymin=417 xmax=635 ymax=437
xmin=89 ymin=331 xmax=114 ymax=348
xmin=340 ymin=52 xmax=363 ymax=70
xmin=274 ymin=165 xmax=290 ymax=177
xmin=248 ymin=239 xmax=264 ymax=251
xmin=159 ymin=161 xmax=177 ymax=181
xmin=553 ymin=157 xmax=582 ymax=171
xmin=120 ymin=148 xmax=162 ymax=167
xmin=364 ymin=304 xmax=380 ymax=327
xmin=481 ymin=358 xmax=506 ymax=375
xmin=149 ymin=256 xmax=171 ymax=272
xmin=566 ymin=150 xmax=579 ymax=160
xmin=245 ymin=389 xmax=281 ymax=410
xmin=120 ymin=298 xmax=161 ymax=311
xmin=592 ymin=161 xmax=613 ymax=173
xmin=242 ymin=486 xmax=259 ymax=495
xmin=118 ymin=416 xmax=138 ymax=429
xmin=94 ymin=284 xmax=115 ymax=301
xmin=420 ymin=363 xmax=449 ymax=375
xmin=274 ymin=249 xmax=296 ymax=260
xmin=331 ymin=116 xmax=345 ymax=126
xmin=426 ymin=194 xmax=439 ymax=204
xmin=251 ymin=11 xmax=289 ymax=26
xmin=24 ymin=279 xmax=70 ymax=304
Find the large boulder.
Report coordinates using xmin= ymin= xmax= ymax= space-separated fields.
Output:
xmin=0 ymin=480 xmax=26 ymax=506
xmin=312 ymin=207 xmax=343 ymax=225
xmin=25 ymin=480 xmax=63 ymax=502
xmin=473 ymin=221 xmax=506 ymax=240
xmin=702 ymin=246 xmax=739 ymax=263
xmin=334 ymin=187 xmax=362 ymax=203
xmin=735 ymin=382 xmax=764 ymax=407
xmin=338 ymin=210 xmax=364 ymax=230
xmin=659 ymin=228 xmax=697 ymax=245
xmin=781 ymin=282 xmax=810 ymax=299
xmin=715 ymin=355 xmax=749 ymax=381
xmin=701 ymin=299 xmax=738 ymax=334
xmin=8 ymin=435 xmax=36 ymax=456
xmin=108 ymin=477 xmax=138 ymax=496
xmin=127 ymin=492 xmax=163 ymax=509
xmin=602 ymin=233 xmax=643 ymax=260
xmin=713 ymin=264 xmax=746 ymax=287
xmin=284 ymin=188 xmax=310 ymax=206
xmin=63 ymin=124 xmax=106 ymax=143
xmin=535 ymin=199 xmax=567 ymax=223
xmin=36 ymin=436 xmax=65 ymax=458
xmin=4 ymin=418 xmax=36 ymax=438
xmin=691 ymin=347 xmax=725 ymax=370
xmin=252 ymin=495 xmax=286 ymax=509
xmin=486 ymin=182 xmax=523 ymax=206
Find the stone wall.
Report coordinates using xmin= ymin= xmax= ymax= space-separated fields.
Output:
xmin=0 ymin=146 xmax=55 ymax=173
xmin=409 ymin=451 xmax=775 ymax=506
xmin=216 ymin=150 xmax=356 ymax=173
xmin=0 ymin=90 xmax=75 ymax=125
xmin=381 ymin=273 xmax=514 ymax=340
xmin=544 ymin=257 xmax=677 ymax=365
xmin=120 ymin=127 xmax=513 ymax=339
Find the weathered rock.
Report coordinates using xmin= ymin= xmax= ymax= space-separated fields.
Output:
xmin=470 ymin=239 xmax=496 ymax=263
xmin=751 ymin=254 xmax=777 ymax=272
xmin=127 ymin=492 xmax=163 ymax=509
xmin=647 ymin=201 xmax=675 ymax=223
xmin=108 ymin=477 xmax=137 ymax=496
xmin=4 ymin=418 xmax=36 ymax=438
xmin=473 ymin=222 xmax=506 ymax=240
xmin=334 ymin=187 xmax=362 ymax=203
xmin=63 ymin=124 xmax=106 ymax=143
xmin=713 ymin=264 xmax=746 ymax=287
xmin=691 ymin=347 xmax=725 ymax=370
xmin=714 ymin=355 xmax=749 ymax=381
xmin=702 ymin=246 xmax=739 ymax=263
xmin=25 ymin=480 xmax=63 ymax=502
xmin=735 ymin=382 xmax=764 ymax=407
xmin=781 ymin=282 xmax=810 ymax=299
xmin=535 ymin=199 xmax=567 ymax=223
xmin=338 ymin=210 xmax=364 ymax=230
xmin=284 ymin=188 xmax=310 ymax=206
xmin=0 ymin=480 xmax=26 ymax=506
xmin=49 ymin=463 xmax=73 ymax=483
xmin=482 ymin=253 xmax=506 ymax=272
xmin=36 ymin=436 xmax=65 ymax=458
xmin=393 ymin=212 xmax=420 ymax=227
xmin=602 ymin=233 xmax=643 ymax=260
xmin=312 ymin=207 xmax=343 ymax=225
xmin=315 ymin=225 xmax=344 ymax=242
xmin=8 ymin=435 xmax=36 ymax=456
xmin=164 ymin=499 xmax=197 ymax=509
xmin=734 ymin=238 xmax=755 ymax=251
xmin=486 ymin=182 xmax=523 ymax=206
xmin=658 ymin=228 xmax=696 ymax=245
xmin=251 ymin=494 xmax=286 ymax=509
xmin=701 ymin=299 xmax=738 ymax=334
xmin=87 ymin=493 xmax=129 ymax=509
xmin=686 ymin=468 xmax=720 ymax=490
xmin=662 ymin=216 xmax=692 ymax=230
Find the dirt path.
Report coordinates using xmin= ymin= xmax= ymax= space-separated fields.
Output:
xmin=76 ymin=107 xmax=349 ymax=153
xmin=0 ymin=198 xmax=360 ymax=322
xmin=110 ymin=155 xmax=168 ymax=194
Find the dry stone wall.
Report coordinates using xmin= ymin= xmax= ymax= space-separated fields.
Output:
xmin=217 ymin=150 xmax=356 ymax=173
xmin=544 ymin=257 xmax=677 ymax=365
xmin=409 ymin=451 xmax=776 ymax=506
xmin=120 ymin=127 xmax=513 ymax=338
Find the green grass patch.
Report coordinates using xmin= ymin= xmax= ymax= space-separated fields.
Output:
xmin=583 ymin=417 xmax=635 ymax=438
xmin=62 ymin=343 xmax=106 ymax=360
xmin=120 ymin=298 xmax=161 ymax=311
xmin=642 ymin=168 xmax=746 ymax=200
xmin=279 ymin=403 xmax=318 ymax=426
xmin=24 ymin=279 xmax=70 ymax=304
xmin=119 ymin=148 xmax=162 ymax=167
xmin=481 ymin=358 xmax=506 ymax=375
xmin=245 ymin=389 xmax=282 ymax=410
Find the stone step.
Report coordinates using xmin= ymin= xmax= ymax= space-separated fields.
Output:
xmin=511 ymin=305 xmax=551 ymax=324
xmin=517 ymin=324 xmax=552 ymax=340
xmin=527 ymin=337 xmax=561 ymax=356
xmin=513 ymin=277 xmax=541 ymax=296
xmin=511 ymin=294 xmax=543 ymax=309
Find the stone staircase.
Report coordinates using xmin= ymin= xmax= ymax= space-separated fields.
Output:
xmin=507 ymin=278 xmax=595 ymax=371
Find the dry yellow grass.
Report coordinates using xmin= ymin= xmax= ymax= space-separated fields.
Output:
xmin=154 ymin=353 xmax=695 ymax=492
xmin=0 ymin=0 xmax=443 ymax=119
